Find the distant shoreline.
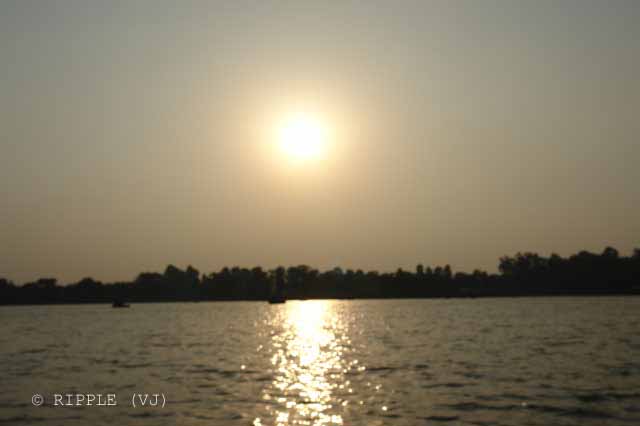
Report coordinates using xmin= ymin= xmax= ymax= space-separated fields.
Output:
xmin=2 ymin=247 xmax=638 ymax=306
xmin=1 ymin=292 xmax=640 ymax=308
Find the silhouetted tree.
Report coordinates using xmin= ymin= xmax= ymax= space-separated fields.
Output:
xmin=3 ymin=247 xmax=638 ymax=305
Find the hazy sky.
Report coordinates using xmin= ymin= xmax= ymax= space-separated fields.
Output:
xmin=1 ymin=0 xmax=639 ymax=284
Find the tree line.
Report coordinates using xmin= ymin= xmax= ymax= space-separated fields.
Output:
xmin=1 ymin=247 xmax=639 ymax=305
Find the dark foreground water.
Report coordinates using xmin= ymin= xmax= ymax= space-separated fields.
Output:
xmin=1 ymin=297 xmax=639 ymax=426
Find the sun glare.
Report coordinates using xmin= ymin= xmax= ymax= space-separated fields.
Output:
xmin=278 ymin=114 xmax=326 ymax=161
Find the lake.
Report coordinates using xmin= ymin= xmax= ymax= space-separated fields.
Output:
xmin=1 ymin=297 xmax=639 ymax=425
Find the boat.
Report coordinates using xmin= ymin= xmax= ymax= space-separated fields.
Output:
xmin=268 ymin=295 xmax=286 ymax=304
xmin=112 ymin=299 xmax=130 ymax=308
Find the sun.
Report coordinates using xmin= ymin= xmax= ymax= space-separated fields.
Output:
xmin=278 ymin=113 xmax=327 ymax=161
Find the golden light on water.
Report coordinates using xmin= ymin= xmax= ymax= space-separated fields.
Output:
xmin=257 ymin=300 xmax=358 ymax=426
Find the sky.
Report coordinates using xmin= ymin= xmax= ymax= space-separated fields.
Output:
xmin=1 ymin=0 xmax=639 ymax=284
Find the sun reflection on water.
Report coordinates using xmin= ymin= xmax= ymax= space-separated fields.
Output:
xmin=256 ymin=300 xmax=355 ymax=426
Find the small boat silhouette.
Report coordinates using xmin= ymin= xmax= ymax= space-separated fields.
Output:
xmin=268 ymin=295 xmax=286 ymax=304
xmin=112 ymin=299 xmax=130 ymax=308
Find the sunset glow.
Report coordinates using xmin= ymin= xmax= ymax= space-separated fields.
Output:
xmin=278 ymin=114 xmax=327 ymax=161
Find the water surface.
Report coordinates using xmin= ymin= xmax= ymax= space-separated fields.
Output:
xmin=1 ymin=297 xmax=639 ymax=425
